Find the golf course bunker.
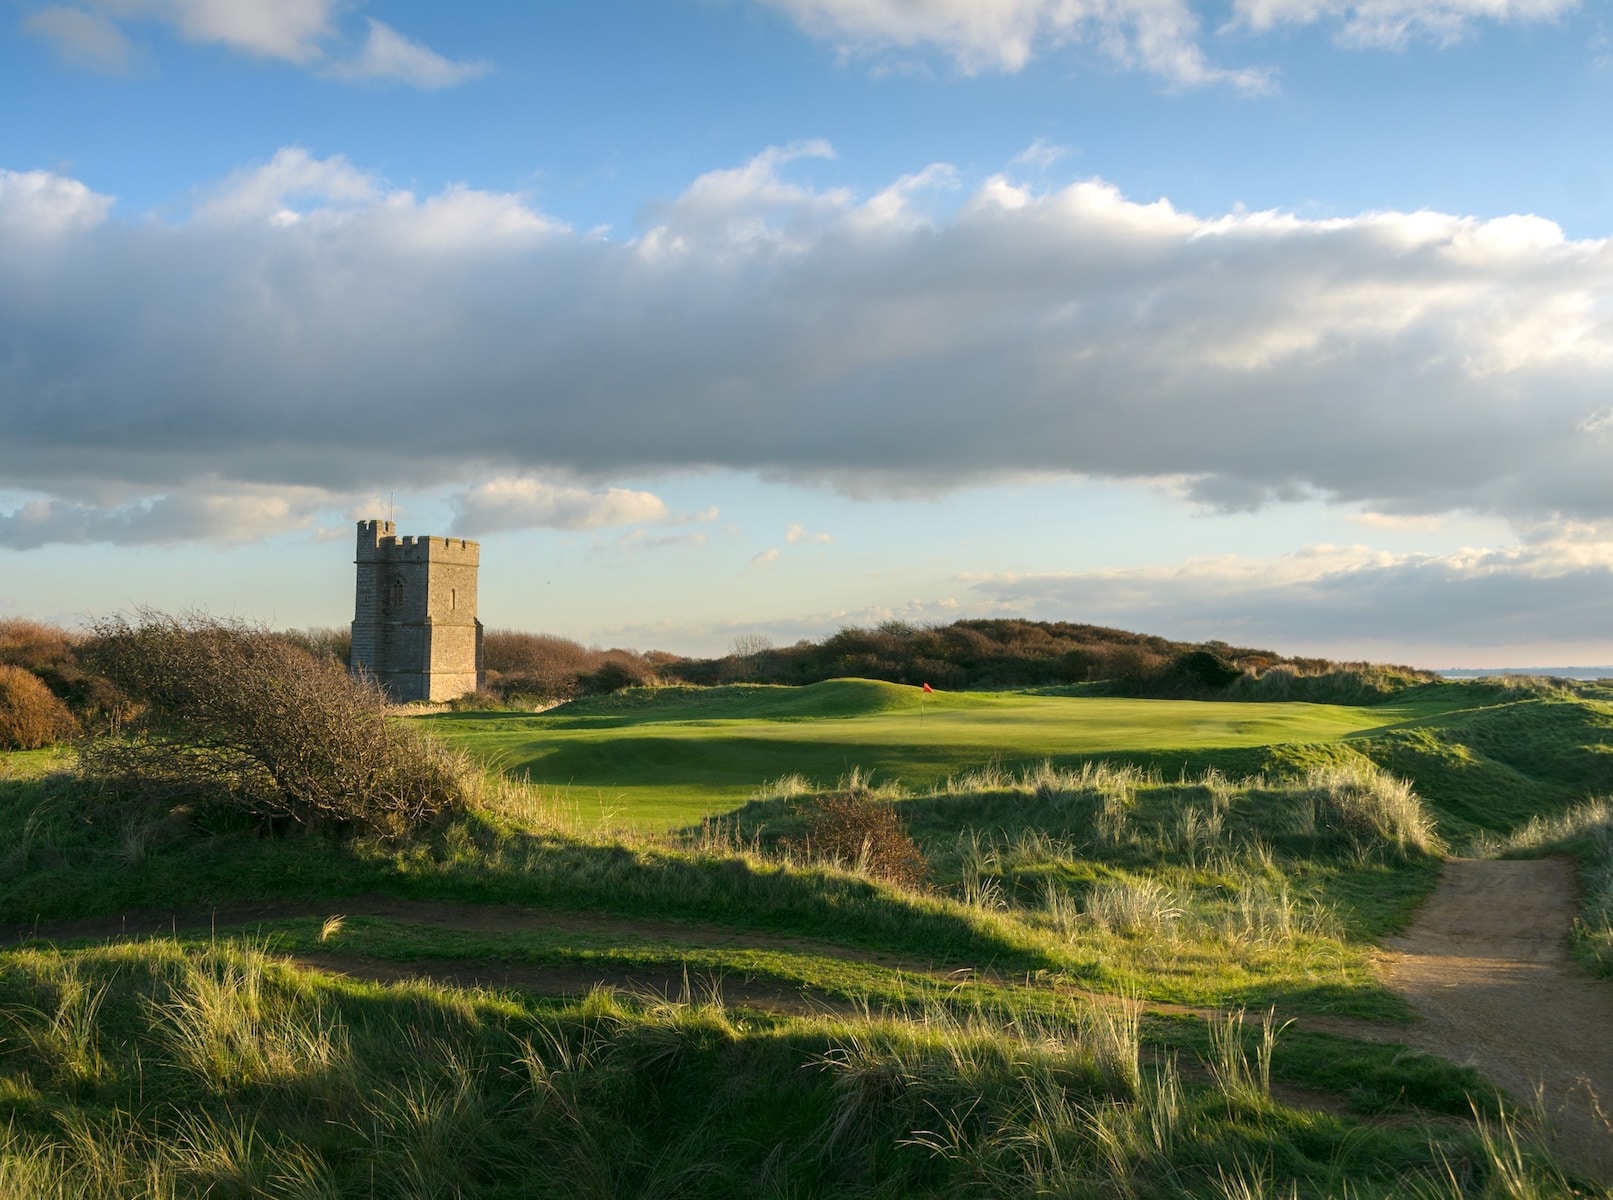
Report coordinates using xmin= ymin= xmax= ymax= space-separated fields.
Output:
xmin=1380 ymin=857 xmax=1613 ymax=1178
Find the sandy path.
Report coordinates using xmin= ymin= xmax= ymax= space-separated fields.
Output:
xmin=1374 ymin=858 xmax=1613 ymax=1179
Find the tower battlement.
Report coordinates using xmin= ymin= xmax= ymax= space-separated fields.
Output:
xmin=350 ymin=521 xmax=483 ymax=703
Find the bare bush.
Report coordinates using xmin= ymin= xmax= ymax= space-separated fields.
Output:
xmin=791 ymin=792 xmax=928 ymax=890
xmin=481 ymin=631 xmax=663 ymax=700
xmin=80 ymin=611 xmax=467 ymax=832
xmin=277 ymin=626 xmax=352 ymax=665
xmin=0 ymin=665 xmax=80 ymax=750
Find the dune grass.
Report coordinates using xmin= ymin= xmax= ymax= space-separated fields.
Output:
xmin=0 ymin=937 xmax=1581 ymax=1199
xmin=4 ymin=679 xmax=1611 ymax=1194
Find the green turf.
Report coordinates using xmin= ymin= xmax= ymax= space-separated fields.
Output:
xmin=421 ymin=680 xmax=1473 ymax=828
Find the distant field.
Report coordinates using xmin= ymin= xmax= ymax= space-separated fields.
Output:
xmin=421 ymin=679 xmax=1469 ymax=828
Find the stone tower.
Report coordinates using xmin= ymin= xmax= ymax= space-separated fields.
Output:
xmin=351 ymin=520 xmax=484 ymax=702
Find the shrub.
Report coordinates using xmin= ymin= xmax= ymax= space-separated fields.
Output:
xmin=481 ymin=631 xmax=663 ymax=701
xmin=0 ymin=664 xmax=80 ymax=750
xmin=792 ymin=792 xmax=929 ymax=890
xmin=277 ymin=626 xmax=352 ymax=665
xmin=79 ymin=611 xmax=467 ymax=833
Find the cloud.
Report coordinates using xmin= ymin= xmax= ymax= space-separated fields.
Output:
xmin=448 ymin=477 xmax=668 ymax=535
xmin=617 ymin=528 xmax=711 ymax=551
xmin=23 ymin=6 xmax=133 ymax=71
xmin=7 ymin=146 xmax=1613 ymax=548
xmin=0 ymin=482 xmax=336 ymax=548
xmin=749 ymin=547 xmax=782 ymax=568
xmin=786 ymin=522 xmax=832 ymax=544
xmin=599 ymin=595 xmax=964 ymax=655
xmin=79 ymin=0 xmax=337 ymax=62
xmin=0 ymin=168 xmax=113 ymax=237
xmin=754 ymin=0 xmax=1271 ymax=88
xmin=963 ymin=531 xmax=1613 ymax=658
xmin=1229 ymin=0 xmax=1580 ymax=48
xmin=22 ymin=2 xmax=487 ymax=86
xmin=328 ymin=18 xmax=490 ymax=88
xmin=1011 ymin=138 xmax=1069 ymax=170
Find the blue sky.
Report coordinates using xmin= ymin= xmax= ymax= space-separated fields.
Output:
xmin=2 ymin=0 xmax=1612 ymax=665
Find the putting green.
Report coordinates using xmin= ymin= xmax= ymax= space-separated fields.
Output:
xmin=421 ymin=679 xmax=1461 ymax=829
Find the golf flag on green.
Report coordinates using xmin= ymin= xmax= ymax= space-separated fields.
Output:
xmin=922 ymin=682 xmax=933 ymax=693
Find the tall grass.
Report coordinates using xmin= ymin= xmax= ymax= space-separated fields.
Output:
xmin=1474 ymin=798 xmax=1613 ymax=976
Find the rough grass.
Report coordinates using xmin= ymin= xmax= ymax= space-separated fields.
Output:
xmin=0 ymin=753 xmax=1438 ymax=1018
xmin=4 ymin=679 xmax=1612 ymax=1194
xmin=0 ymin=939 xmax=1591 ymax=1200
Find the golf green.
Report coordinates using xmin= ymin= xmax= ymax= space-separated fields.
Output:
xmin=421 ymin=679 xmax=1460 ymax=828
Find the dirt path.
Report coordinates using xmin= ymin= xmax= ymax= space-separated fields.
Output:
xmin=2 ymin=897 xmax=913 ymax=970
xmin=1370 ymin=858 xmax=1613 ymax=1179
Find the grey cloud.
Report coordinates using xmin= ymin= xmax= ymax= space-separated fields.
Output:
xmin=965 ymin=544 xmax=1613 ymax=659
xmin=0 ymin=484 xmax=336 ymax=548
xmin=3 ymin=151 xmax=1613 ymax=543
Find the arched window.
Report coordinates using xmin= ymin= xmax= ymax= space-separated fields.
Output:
xmin=388 ymin=579 xmax=404 ymax=612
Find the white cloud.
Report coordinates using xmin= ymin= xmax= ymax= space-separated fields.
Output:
xmin=88 ymin=0 xmax=336 ymax=61
xmin=449 ymin=477 xmax=669 ymax=534
xmin=328 ymin=18 xmax=490 ymax=88
xmin=0 ymin=168 xmax=113 ymax=237
xmin=753 ymin=0 xmax=1271 ymax=88
xmin=1010 ymin=138 xmax=1069 ymax=170
xmin=749 ymin=547 xmax=782 ymax=568
xmin=23 ymin=6 xmax=133 ymax=71
xmin=1230 ymin=0 xmax=1579 ymax=47
xmin=23 ymin=2 xmax=488 ymax=87
xmin=196 ymin=146 xmax=378 ymax=224
xmin=6 ymin=146 xmax=1613 ymax=551
xmin=786 ymin=522 xmax=833 ymax=544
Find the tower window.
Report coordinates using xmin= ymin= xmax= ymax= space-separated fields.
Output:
xmin=450 ymin=588 xmax=457 ymax=610
xmin=388 ymin=579 xmax=404 ymax=612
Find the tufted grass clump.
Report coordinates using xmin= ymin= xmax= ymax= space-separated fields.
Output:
xmin=1297 ymin=762 xmax=1438 ymax=858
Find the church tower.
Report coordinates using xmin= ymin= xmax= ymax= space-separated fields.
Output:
xmin=351 ymin=520 xmax=484 ymax=702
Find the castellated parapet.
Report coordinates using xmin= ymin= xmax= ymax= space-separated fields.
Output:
xmin=351 ymin=520 xmax=484 ymax=702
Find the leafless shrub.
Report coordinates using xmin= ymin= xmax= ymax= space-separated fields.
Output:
xmin=790 ymin=792 xmax=928 ymax=890
xmin=0 ymin=665 xmax=80 ymax=750
xmin=277 ymin=626 xmax=352 ymax=665
xmin=481 ymin=631 xmax=665 ymax=701
xmin=79 ymin=610 xmax=467 ymax=833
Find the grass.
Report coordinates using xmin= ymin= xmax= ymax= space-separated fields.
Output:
xmin=0 ymin=937 xmax=1579 ymax=1199
xmin=4 ymin=675 xmax=1613 ymax=1195
xmin=420 ymin=679 xmax=1475 ymax=829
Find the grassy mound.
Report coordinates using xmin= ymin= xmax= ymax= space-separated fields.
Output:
xmin=0 ymin=938 xmax=1571 ymax=1200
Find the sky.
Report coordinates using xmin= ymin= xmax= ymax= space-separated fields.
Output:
xmin=2 ymin=0 xmax=1612 ymax=667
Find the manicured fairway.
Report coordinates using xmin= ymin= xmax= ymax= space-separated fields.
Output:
xmin=421 ymin=680 xmax=1464 ymax=828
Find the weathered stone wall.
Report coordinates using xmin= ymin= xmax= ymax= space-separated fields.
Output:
xmin=351 ymin=522 xmax=483 ymax=702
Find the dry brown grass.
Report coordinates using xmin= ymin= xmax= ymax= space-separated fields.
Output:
xmin=0 ymin=664 xmax=79 ymax=750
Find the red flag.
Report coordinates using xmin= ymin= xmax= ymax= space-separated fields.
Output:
xmin=922 ymin=682 xmax=933 ymax=693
